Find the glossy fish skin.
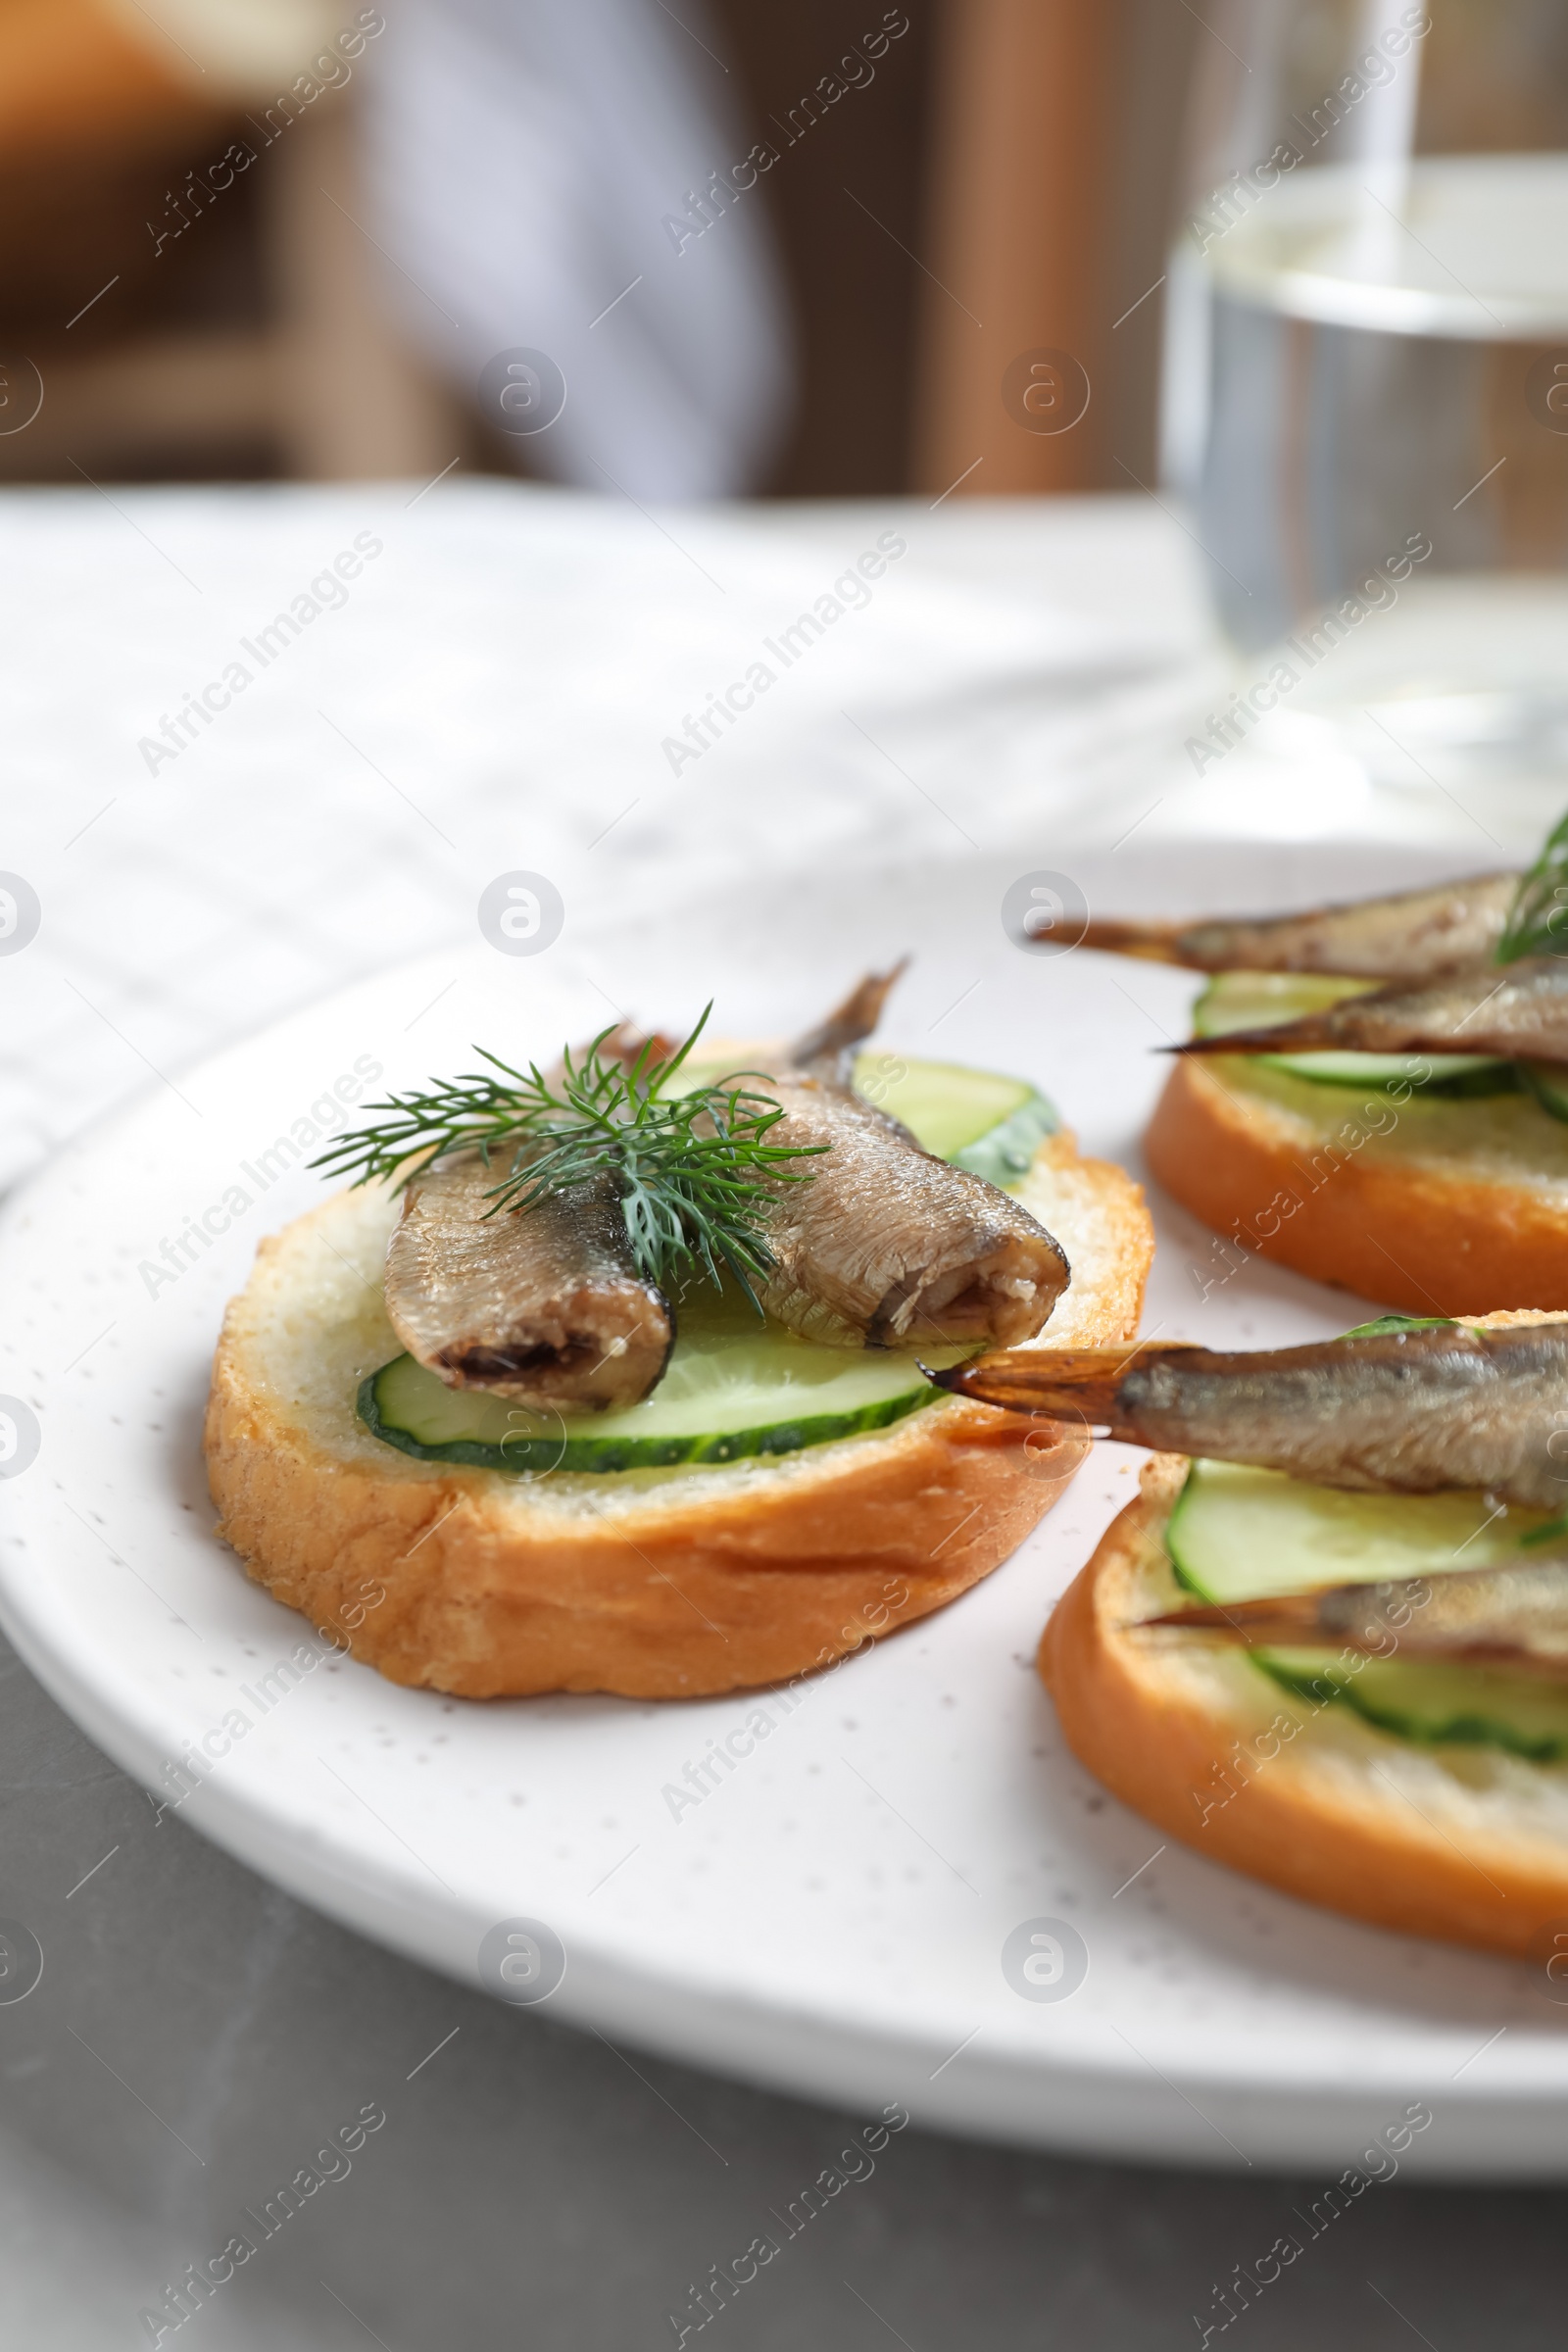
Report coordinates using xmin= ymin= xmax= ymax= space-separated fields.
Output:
xmin=1176 ymin=954 xmax=1568 ymax=1068
xmin=1141 ymin=1557 xmax=1568 ymax=1684
xmin=1081 ymin=872 xmax=1516 ymax=980
xmin=933 ymin=1320 xmax=1568 ymax=1506
xmin=730 ymin=967 xmax=1071 ymax=1350
xmin=752 ymin=1076 xmax=1070 ymax=1348
xmin=384 ymin=1152 xmax=673 ymax=1411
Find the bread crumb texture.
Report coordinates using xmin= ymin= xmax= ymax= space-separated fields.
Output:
xmin=1042 ymin=1434 xmax=1568 ymax=1957
xmin=1149 ymin=1055 xmax=1568 ymax=1313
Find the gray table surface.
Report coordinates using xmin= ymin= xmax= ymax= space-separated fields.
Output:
xmin=4 ymin=1624 xmax=1565 ymax=2351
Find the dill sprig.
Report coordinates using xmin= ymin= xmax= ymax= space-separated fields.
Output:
xmin=1498 ymin=805 xmax=1568 ymax=963
xmin=308 ymin=1005 xmax=822 ymax=1305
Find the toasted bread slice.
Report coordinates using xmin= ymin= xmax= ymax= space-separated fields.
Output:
xmin=1148 ymin=1054 xmax=1568 ymax=1314
xmin=205 ymin=1129 xmax=1152 ymax=1699
xmin=1041 ymin=1446 xmax=1568 ymax=1957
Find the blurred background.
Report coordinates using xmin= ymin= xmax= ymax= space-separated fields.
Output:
xmin=0 ymin=0 xmax=1196 ymax=500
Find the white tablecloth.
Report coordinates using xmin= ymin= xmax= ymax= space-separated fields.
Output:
xmin=2 ymin=483 xmax=1218 ymax=1189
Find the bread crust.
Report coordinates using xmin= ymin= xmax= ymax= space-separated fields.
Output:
xmin=206 ymin=1129 xmax=1152 ymax=1699
xmin=1041 ymin=1454 xmax=1568 ymax=1957
xmin=1147 ymin=1054 xmax=1568 ymax=1314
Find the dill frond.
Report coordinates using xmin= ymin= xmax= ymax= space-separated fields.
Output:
xmin=1499 ymin=806 xmax=1568 ymax=963
xmin=309 ymin=1005 xmax=821 ymax=1305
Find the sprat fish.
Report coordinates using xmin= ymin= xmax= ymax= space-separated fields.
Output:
xmin=932 ymin=1319 xmax=1568 ymax=1507
xmin=1141 ymin=1556 xmax=1568 ymax=1683
xmin=384 ymin=1152 xmax=673 ymax=1412
xmin=734 ymin=971 xmax=1071 ymax=1349
xmin=382 ymin=964 xmax=1073 ymax=1406
xmin=1080 ymin=872 xmax=1517 ymax=981
xmin=1175 ymin=955 xmax=1568 ymax=1069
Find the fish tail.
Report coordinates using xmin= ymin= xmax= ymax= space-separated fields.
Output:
xmin=1137 ymin=1592 xmax=1329 ymax=1643
xmin=1077 ymin=918 xmax=1193 ymax=964
xmin=1141 ymin=1561 xmax=1568 ymax=1681
xmin=789 ymin=961 xmax=909 ymax=1076
xmin=929 ymin=1347 xmax=1155 ymax=1420
xmin=1169 ymin=1016 xmax=1341 ymax=1056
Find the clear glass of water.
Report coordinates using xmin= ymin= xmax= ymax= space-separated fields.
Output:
xmin=1164 ymin=0 xmax=1568 ymax=815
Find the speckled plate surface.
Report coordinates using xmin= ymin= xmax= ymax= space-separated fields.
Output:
xmin=5 ymin=840 xmax=1568 ymax=2176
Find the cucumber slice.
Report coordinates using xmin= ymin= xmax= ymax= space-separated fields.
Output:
xmin=1341 ymin=1313 xmax=1457 ymax=1339
xmin=1267 ymin=1656 xmax=1568 ymax=1761
xmin=953 ymin=1096 xmax=1060 ymax=1188
xmin=361 ymin=1287 xmax=971 ymax=1473
xmin=1167 ymin=1458 xmax=1568 ymax=1761
xmin=1191 ymin=971 xmax=1515 ymax=1095
xmin=1520 ymin=1060 xmax=1568 ymax=1125
xmin=849 ymin=1053 xmax=1057 ymax=1179
xmin=1256 ymin=1052 xmax=1518 ymax=1095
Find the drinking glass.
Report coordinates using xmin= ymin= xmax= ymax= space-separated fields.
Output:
xmin=1164 ymin=0 xmax=1568 ymax=813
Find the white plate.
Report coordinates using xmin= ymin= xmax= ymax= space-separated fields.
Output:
xmin=4 ymin=836 xmax=1566 ymax=2178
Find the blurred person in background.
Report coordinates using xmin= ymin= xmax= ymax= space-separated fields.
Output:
xmin=0 ymin=0 xmax=792 ymax=496
xmin=363 ymin=0 xmax=795 ymax=497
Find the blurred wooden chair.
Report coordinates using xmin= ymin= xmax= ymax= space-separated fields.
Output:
xmin=915 ymin=0 xmax=1172 ymax=499
xmin=0 ymin=0 xmax=461 ymax=480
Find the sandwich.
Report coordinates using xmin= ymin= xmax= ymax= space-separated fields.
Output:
xmin=1082 ymin=808 xmax=1568 ymax=1314
xmin=205 ymin=971 xmax=1152 ymax=1698
xmin=937 ymin=1312 xmax=1568 ymax=1956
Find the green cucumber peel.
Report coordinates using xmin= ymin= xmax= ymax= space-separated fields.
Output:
xmin=1166 ymin=1459 xmax=1568 ymax=1762
xmin=952 ymin=1092 xmax=1058 ymax=1188
xmin=1255 ymin=1652 xmax=1568 ymax=1764
xmin=358 ymin=1354 xmax=941 ymax=1474
xmin=1190 ymin=972 xmax=1520 ymax=1097
xmin=1339 ymin=1314 xmax=1456 ymax=1339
